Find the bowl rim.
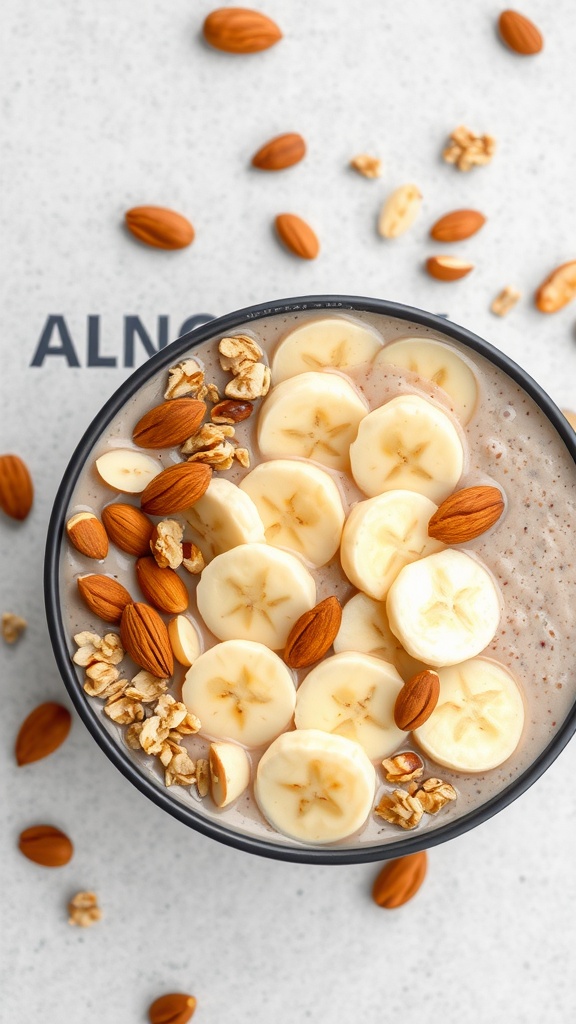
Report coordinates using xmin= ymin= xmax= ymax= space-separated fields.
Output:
xmin=44 ymin=293 xmax=576 ymax=864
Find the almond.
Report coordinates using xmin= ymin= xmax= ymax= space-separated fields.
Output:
xmin=372 ymin=851 xmax=428 ymax=908
xmin=430 ymin=209 xmax=486 ymax=242
xmin=136 ymin=557 xmax=189 ymax=614
xmin=77 ymin=574 xmax=133 ymax=624
xmin=425 ymin=255 xmax=474 ymax=281
xmin=18 ymin=824 xmax=74 ymax=867
xmin=498 ymin=10 xmax=543 ymax=55
xmin=394 ymin=670 xmax=440 ymax=731
xmin=210 ymin=399 xmax=254 ymax=424
xmin=120 ymin=602 xmax=174 ymax=678
xmin=275 ymin=213 xmax=320 ymax=260
xmin=203 ymin=7 xmax=282 ymax=53
xmin=15 ymin=702 xmax=72 ymax=766
xmin=378 ymin=184 xmax=422 ymax=239
xmin=428 ymin=485 xmax=505 ymax=543
xmin=535 ymin=260 xmax=576 ymax=313
xmin=133 ymin=399 xmax=206 ymax=448
xmin=0 ymin=454 xmax=34 ymax=521
xmin=148 ymin=992 xmax=197 ymax=1024
xmin=66 ymin=512 xmax=109 ymax=560
xmin=284 ymin=596 xmax=342 ymax=669
xmin=102 ymin=503 xmax=154 ymax=556
xmin=125 ymin=207 xmax=194 ymax=250
xmin=140 ymin=462 xmax=212 ymax=516
xmin=252 ymin=132 xmax=306 ymax=171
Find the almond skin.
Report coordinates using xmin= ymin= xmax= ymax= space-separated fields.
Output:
xmin=372 ymin=851 xmax=428 ymax=908
xmin=0 ymin=454 xmax=34 ymax=520
xmin=203 ymin=7 xmax=282 ymax=53
xmin=498 ymin=10 xmax=543 ymax=55
xmin=428 ymin=485 xmax=505 ymax=543
xmin=136 ymin=557 xmax=189 ymax=614
xmin=77 ymin=574 xmax=133 ymax=624
xmin=15 ymin=702 xmax=72 ymax=766
xmin=148 ymin=992 xmax=197 ymax=1024
xmin=18 ymin=824 xmax=74 ymax=867
xmin=275 ymin=213 xmax=320 ymax=260
xmin=133 ymin=399 xmax=206 ymax=448
xmin=430 ymin=209 xmax=486 ymax=242
xmin=426 ymin=255 xmax=474 ymax=281
xmin=125 ymin=207 xmax=194 ymax=250
xmin=252 ymin=132 xmax=306 ymax=171
xmin=120 ymin=602 xmax=174 ymax=678
xmin=394 ymin=670 xmax=440 ymax=731
xmin=66 ymin=512 xmax=109 ymax=560
xmin=535 ymin=260 xmax=576 ymax=313
xmin=284 ymin=596 xmax=342 ymax=669
xmin=102 ymin=503 xmax=154 ymax=556
xmin=140 ymin=462 xmax=212 ymax=516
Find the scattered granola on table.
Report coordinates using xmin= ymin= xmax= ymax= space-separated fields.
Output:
xmin=68 ymin=891 xmax=102 ymax=928
xmin=350 ymin=154 xmax=382 ymax=178
xmin=443 ymin=125 xmax=496 ymax=171
xmin=2 ymin=612 xmax=27 ymax=644
xmin=491 ymin=285 xmax=521 ymax=317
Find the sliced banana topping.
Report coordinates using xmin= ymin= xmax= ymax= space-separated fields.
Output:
xmin=257 ymin=371 xmax=368 ymax=472
xmin=184 ymin=477 xmax=266 ymax=561
xmin=374 ymin=337 xmax=478 ymax=424
xmin=386 ymin=549 xmax=501 ymax=668
xmin=168 ymin=614 xmax=202 ymax=667
xmin=95 ymin=449 xmax=162 ymax=493
xmin=414 ymin=658 xmax=525 ymax=772
xmin=349 ymin=394 xmax=465 ymax=503
xmin=182 ymin=640 xmax=296 ymax=747
xmin=255 ymin=729 xmax=376 ymax=844
xmin=195 ymin=542 xmax=316 ymax=648
xmin=239 ymin=459 xmax=345 ymax=567
xmin=271 ymin=317 xmax=384 ymax=382
xmin=333 ymin=592 xmax=426 ymax=682
xmin=340 ymin=489 xmax=444 ymax=600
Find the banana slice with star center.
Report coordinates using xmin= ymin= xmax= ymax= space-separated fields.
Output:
xmin=255 ymin=729 xmax=376 ymax=844
xmin=333 ymin=592 xmax=426 ymax=682
xmin=184 ymin=477 xmax=265 ymax=561
xmin=374 ymin=338 xmax=478 ymax=424
xmin=270 ymin=316 xmax=384 ymax=382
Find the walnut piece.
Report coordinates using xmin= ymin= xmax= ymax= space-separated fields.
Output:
xmin=181 ymin=423 xmax=235 ymax=455
xmin=413 ymin=778 xmax=457 ymax=814
xmin=73 ymin=631 xmax=124 ymax=667
xmin=350 ymin=154 xmax=382 ymax=178
xmin=124 ymin=670 xmax=168 ymax=703
xmin=83 ymin=661 xmax=121 ymax=697
xmin=68 ymin=891 xmax=102 ymax=928
xmin=375 ymin=789 xmax=424 ymax=830
xmin=224 ymin=362 xmax=271 ymax=401
xmin=196 ymin=757 xmax=209 ymax=797
xmin=163 ymin=741 xmax=197 ymax=787
xmin=150 ymin=519 xmax=184 ymax=569
xmin=2 ymin=612 xmax=27 ymax=644
xmin=443 ymin=125 xmax=496 ymax=171
xmin=234 ymin=447 xmax=251 ymax=469
xmin=187 ymin=441 xmax=235 ymax=470
xmin=164 ymin=359 xmax=205 ymax=399
xmin=218 ymin=335 xmax=263 ymax=374
xmin=103 ymin=693 xmax=144 ymax=725
xmin=382 ymin=751 xmax=424 ymax=783
xmin=491 ymin=285 xmax=521 ymax=317
xmin=182 ymin=542 xmax=205 ymax=574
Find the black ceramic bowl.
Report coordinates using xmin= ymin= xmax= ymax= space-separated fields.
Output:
xmin=45 ymin=295 xmax=576 ymax=864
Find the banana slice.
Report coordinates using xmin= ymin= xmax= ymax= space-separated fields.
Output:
xmin=95 ymin=449 xmax=161 ymax=493
xmin=182 ymin=639 xmax=296 ymax=747
xmin=374 ymin=338 xmax=478 ymax=424
xmin=414 ymin=658 xmax=525 ymax=772
xmin=239 ymin=459 xmax=345 ymax=567
xmin=386 ymin=549 xmax=501 ymax=668
xmin=270 ymin=317 xmax=384 ymax=383
xmin=184 ymin=477 xmax=266 ymax=561
xmin=257 ymin=371 xmax=368 ymax=472
xmin=294 ymin=652 xmax=405 ymax=760
xmin=255 ymin=729 xmax=376 ymax=844
xmin=350 ymin=395 xmax=465 ymax=503
xmin=333 ymin=592 xmax=426 ymax=681
xmin=340 ymin=490 xmax=444 ymax=600
xmin=168 ymin=615 xmax=202 ymax=667
xmin=209 ymin=742 xmax=251 ymax=807
xmin=195 ymin=542 xmax=316 ymax=648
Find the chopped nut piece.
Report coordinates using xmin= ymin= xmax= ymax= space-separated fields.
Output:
xmin=104 ymin=694 xmax=144 ymax=725
xmin=125 ymin=721 xmax=145 ymax=749
xmin=164 ymin=742 xmax=197 ymax=787
xmin=350 ymin=153 xmax=382 ymax=178
xmin=182 ymin=542 xmax=205 ymax=574
xmin=187 ymin=441 xmax=235 ymax=470
xmin=83 ymin=661 xmax=121 ymax=695
xmin=443 ymin=125 xmax=496 ymax=171
xmin=491 ymin=285 xmax=521 ymax=317
xmin=224 ymin=363 xmax=271 ymax=401
xmin=150 ymin=519 xmax=184 ymax=569
xmin=382 ymin=751 xmax=424 ymax=783
xmin=84 ymin=675 xmax=126 ymax=700
xmin=138 ymin=714 xmax=169 ymax=755
xmin=2 ymin=612 xmax=27 ymax=644
xmin=73 ymin=631 xmax=124 ymax=667
xmin=196 ymin=757 xmax=210 ymax=797
xmin=155 ymin=694 xmax=200 ymax=733
xmin=413 ymin=777 xmax=457 ymax=813
xmin=211 ymin=399 xmax=254 ymax=424
xmin=234 ymin=447 xmax=251 ymax=468
xmin=218 ymin=335 xmax=263 ymax=374
xmin=124 ymin=670 xmax=168 ymax=703
xmin=205 ymin=382 xmax=221 ymax=404
xmin=164 ymin=359 xmax=205 ymax=400
xmin=68 ymin=891 xmax=102 ymax=928
xmin=181 ymin=423 xmax=235 ymax=454
xmin=375 ymin=789 xmax=424 ymax=830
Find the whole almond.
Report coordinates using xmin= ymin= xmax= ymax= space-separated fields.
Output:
xmin=15 ymin=702 xmax=72 ymax=766
xmin=133 ymin=399 xmax=206 ymax=448
xmin=498 ymin=10 xmax=543 ymax=55
xmin=252 ymin=132 xmax=306 ymax=171
xmin=136 ymin=557 xmax=189 ymax=614
xmin=394 ymin=670 xmax=440 ymax=731
xmin=535 ymin=260 xmax=576 ymax=313
xmin=284 ymin=596 xmax=342 ymax=669
xmin=141 ymin=462 xmax=212 ymax=516
xmin=77 ymin=574 xmax=133 ymax=624
xmin=203 ymin=7 xmax=282 ymax=53
xmin=120 ymin=602 xmax=174 ymax=678
xmin=0 ymin=454 xmax=34 ymax=520
xmin=428 ymin=485 xmax=505 ymax=543
xmin=102 ymin=503 xmax=154 ymax=556
xmin=66 ymin=512 xmax=109 ymax=560
xmin=125 ymin=207 xmax=194 ymax=250
xmin=426 ymin=255 xmax=474 ymax=281
xmin=18 ymin=824 xmax=74 ymax=868
xmin=378 ymin=184 xmax=422 ymax=239
xmin=148 ymin=992 xmax=197 ymax=1024
xmin=275 ymin=213 xmax=320 ymax=260
xmin=372 ymin=851 xmax=428 ymax=908
xmin=430 ymin=209 xmax=486 ymax=242
xmin=210 ymin=399 xmax=254 ymax=424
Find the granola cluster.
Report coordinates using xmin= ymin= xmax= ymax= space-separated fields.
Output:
xmin=375 ymin=753 xmax=457 ymax=831
xmin=164 ymin=358 xmax=220 ymax=403
xmin=218 ymin=335 xmax=271 ymax=401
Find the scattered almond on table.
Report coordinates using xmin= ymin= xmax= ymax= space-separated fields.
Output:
xmin=498 ymin=9 xmax=543 ymax=55
xmin=125 ymin=207 xmax=195 ymax=250
xmin=275 ymin=213 xmax=320 ymax=259
xmin=426 ymin=256 xmax=474 ymax=281
xmin=378 ymin=184 xmax=422 ymax=239
xmin=148 ymin=992 xmax=197 ymax=1024
xmin=372 ymin=851 xmax=428 ymax=908
xmin=251 ymin=132 xmax=306 ymax=170
xmin=18 ymin=825 xmax=74 ymax=868
xmin=15 ymin=702 xmax=72 ymax=765
xmin=430 ymin=209 xmax=486 ymax=242
xmin=535 ymin=260 xmax=576 ymax=312
xmin=203 ymin=6 xmax=282 ymax=53
xmin=0 ymin=454 xmax=34 ymax=521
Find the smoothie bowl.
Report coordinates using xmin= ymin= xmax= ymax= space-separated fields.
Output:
xmin=45 ymin=295 xmax=576 ymax=864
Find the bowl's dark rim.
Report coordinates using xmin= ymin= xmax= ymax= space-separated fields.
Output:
xmin=45 ymin=294 xmax=576 ymax=865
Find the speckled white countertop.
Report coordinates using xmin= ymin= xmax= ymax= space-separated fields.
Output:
xmin=2 ymin=1 xmax=576 ymax=1021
